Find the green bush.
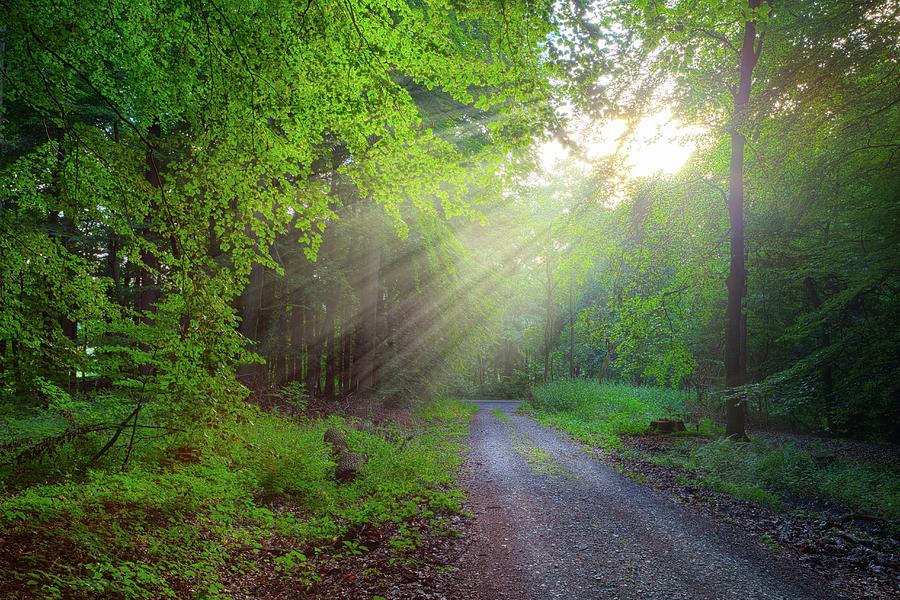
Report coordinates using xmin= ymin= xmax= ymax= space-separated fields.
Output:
xmin=273 ymin=381 xmax=310 ymax=413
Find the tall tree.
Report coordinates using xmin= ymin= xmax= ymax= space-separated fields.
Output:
xmin=723 ymin=0 xmax=765 ymax=438
xmin=588 ymin=0 xmax=776 ymax=437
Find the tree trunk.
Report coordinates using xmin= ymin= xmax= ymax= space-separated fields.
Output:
xmin=305 ymin=307 xmax=321 ymax=397
xmin=356 ymin=235 xmax=380 ymax=396
xmin=257 ymin=269 xmax=275 ymax=388
xmin=322 ymin=146 xmax=340 ymax=401
xmin=724 ymin=0 xmax=762 ymax=439
xmin=568 ymin=278 xmax=575 ymax=378
xmin=340 ymin=302 xmax=351 ymax=394
xmin=289 ymin=301 xmax=304 ymax=382
xmin=273 ymin=282 xmax=289 ymax=388
xmin=107 ymin=234 xmax=122 ymax=305
xmin=598 ymin=339 xmax=613 ymax=382
xmin=0 ymin=26 xmax=5 ymax=126
xmin=136 ymin=123 xmax=164 ymax=378
xmin=543 ymin=226 xmax=554 ymax=382
xmin=324 ymin=299 xmax=337 ymax=400
xmin=237 ymin=263 xmax=264 ymax=385
xmin=46 ymin=139 xmax=78 ymax=391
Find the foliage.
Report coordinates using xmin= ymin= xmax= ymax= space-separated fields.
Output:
xmin=273 ymin=381 xmax=309 ymax=413
xmin=0 ymin=0 xmax=558 ymax=453
xmin=467 ymin=0 xmax=900 ymax=440
xmin=1 ymin=0 xmax=898 ymax=592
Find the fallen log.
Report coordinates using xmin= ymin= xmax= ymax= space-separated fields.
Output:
xmin=323 ymin=427 xmax=365 ymax=482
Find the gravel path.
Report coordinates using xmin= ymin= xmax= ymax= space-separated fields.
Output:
xmin=452 ymin=401 xmax=832 ymax=600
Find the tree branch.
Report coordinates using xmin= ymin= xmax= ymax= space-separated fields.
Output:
xmin=696 ymin=28 xmax=740 ymax=55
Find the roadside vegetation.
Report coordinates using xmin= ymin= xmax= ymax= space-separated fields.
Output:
xmin=525 ymin=380 xmax=900 ymax=527
xmin=0 ymin=398 xmax=475 ymax=598
xmin=524 ymin=380 xmax=695 ymax=449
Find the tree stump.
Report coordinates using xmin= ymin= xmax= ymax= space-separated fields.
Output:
xmin=648 ymin=419 xmax=686 ymax=433
xmin=323 ymin=427 xmax=364 ymax=482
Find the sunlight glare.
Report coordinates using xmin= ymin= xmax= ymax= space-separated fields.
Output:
xmin=539 ymin=109 xmax=701 ymax=178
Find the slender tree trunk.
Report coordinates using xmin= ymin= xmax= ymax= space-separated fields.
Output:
xmin=324 ymin=298 xmax=337 ymax=400
xmin=273 ymin=284 xmax=288 ymax=388
xmin=724 ymin=0 xmax=762 ymax=439
xmin=356 ymin=234 xmax=380 ymax=396
xmin=0 ymin=26 xmax=5 ymax=126
xmin=45 ymin=139 xmax=78 ymax=391
xmin=304 ymin=307 xmax=320 ymax=397
xmin=107 ymin=234 xmax=122 ymax=305
xmin=136 ymin=123 xmax=164 ymax=377
xmin=568 ymin=278 xmax=575 ymax=378
xmin=237 ymin=263 xmax=264 ymax=385
xmin=289 ymin=301 xmax=304 ymax=382
xmin=257 ymin=270 xmax=275 ymax=388
xmin=543 ymin=227 xmax=553 ymax=382
xmin=340 ymin=303 xmax=351 ymax=394
xmin=336 ymin=318 xmax=345 ymax=396
xmin=502 ymin=339 xmax=511 ymax=377
xmin=322 ymin=146 xmax=340 ymax=400
xmin=598 ymin=339 xmax=613 ymax=382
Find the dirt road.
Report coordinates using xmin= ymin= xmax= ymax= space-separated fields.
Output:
xmin=450 ymin=401 xmax=830 ymax=600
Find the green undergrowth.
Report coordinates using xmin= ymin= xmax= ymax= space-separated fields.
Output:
xmin=525 ymin=379 xmax=899 ymax=528
xmin=653 ymin=437 xmax=900 ymax=524
xmin=0 ymin=398 xmax=476 ymax=599
xmin=523 ymin=379 xmax=689 ymax=449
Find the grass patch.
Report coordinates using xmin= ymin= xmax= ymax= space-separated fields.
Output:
xmin=0 ymin=398 xmax=476 ymax=598
xmin=523 ymin=379 xmax=688 ymax=449
xmin=490 ymin=408 xmax=511 ymax=424
xmin=510 ymin=431 xmax=573 ymax=478
xmin=660 ymin=437 xmax=900 ymax=522
xmin=526 ymin=380 xmax=900 ymax=527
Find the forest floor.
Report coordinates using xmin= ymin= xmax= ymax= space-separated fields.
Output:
xmin=443 ymin=401 xmax=898 ymax=600
xmin=4 ymin=398 xmax=896 ymax=598
xmin=0 ymin=398 xmax=477 ymax=600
